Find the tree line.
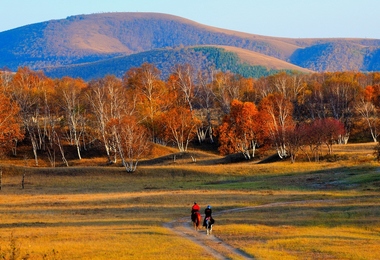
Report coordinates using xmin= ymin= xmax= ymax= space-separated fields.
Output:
xmin=1 ymin=64 xmax=380 ymax=171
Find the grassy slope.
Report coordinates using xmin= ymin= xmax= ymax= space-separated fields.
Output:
xmin=216 ymin=45 xmax=312 ymax=72
xmin=0 ymin=143 xmax=379 ymax=259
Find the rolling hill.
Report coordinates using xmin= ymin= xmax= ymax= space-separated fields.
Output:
xmin=1 ymin=12 xmax=380 ymax=80
xmin=43 ymin=45 xmax=312 ymax=81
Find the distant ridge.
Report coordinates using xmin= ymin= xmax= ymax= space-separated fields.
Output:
xmin=1 ymin=12 xmax=380 ymax=80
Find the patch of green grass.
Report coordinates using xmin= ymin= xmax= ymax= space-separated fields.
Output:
xmin=344 ymin=171 xmax=380 ymax=184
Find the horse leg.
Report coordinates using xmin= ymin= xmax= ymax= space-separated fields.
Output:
xmin=206 ymin=220 xmax=212 ymax=235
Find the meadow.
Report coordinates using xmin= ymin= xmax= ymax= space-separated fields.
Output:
xmin=0 ymin=143 xmax=379 ymax=259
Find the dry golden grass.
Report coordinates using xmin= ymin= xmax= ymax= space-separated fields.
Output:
xmin=0 ymin=142 xmax=379 ymax=259
xmin=218 ymin=218 xmax=380 ymax=259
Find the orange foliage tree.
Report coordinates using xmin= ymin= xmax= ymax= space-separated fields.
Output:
xmin=159 ymin=107 xmax=201 ymax=152
xmin=355 ymin=85 xmax=380 ymax=142
xmin=10 ymin=67 xmax=53 ymax=165
xmin=259 ymin=93 xmax=294 ymax=158
xmin=123 ymin=63 xmax=167 ymax=143
xmin=218 ymin=100 xmax=263 ymax=159
xmin=0 ymin=93 xmax=24 ymax=155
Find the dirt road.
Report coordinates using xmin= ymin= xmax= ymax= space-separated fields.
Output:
xmin=164 ymin=200 xmax=345 ymax=259
xmin=164 ymin=215 xmax=254 ymax=259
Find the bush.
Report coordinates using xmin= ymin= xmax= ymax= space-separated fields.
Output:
xmin=373 ymin=142 xmax=380 ymax=161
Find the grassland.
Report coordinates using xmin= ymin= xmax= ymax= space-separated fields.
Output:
xmin=0 ymin=143 xmax=379 ymax=259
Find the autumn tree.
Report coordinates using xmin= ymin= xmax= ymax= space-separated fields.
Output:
xmin=87 ymin=76 xmax=126 ymax=163
xmin=0 ymin=93 xmax=24 ymax=155
xmin=259 ymin=93 xmax=294 ymax=158
xmin=323 ymin=72 xmax=360 ymax=143
xmin=108 ymin=116 xmax=151 ymax=172
xmin=355 ymin=86 xmax=380 ymax=142
xmin=10 ymin=67 xmax=53 ymax=165
xmin=284 ymin=123 xmax=309 ymax=163
xmin=55 ymin=77 xmax=88 ymax=160
xmin=212 ymin=72 xmax=245 ymax=115
xmin=123 ymin=63 xmax=167 ymax=143
xmin=301 ymin=74 xmax=328 ymax=120
xmin=194 ymin=69 xmax=216 ymax=143
xmin=170 ymin=64 xmax=197 ymax=112
xmin=318 ymin=118 xmax=345 ymax=154
xmin=159 ymin=107 xmax=201 ymax=152
xmin=218 ymin=100 xmax=263 ymax=159
xmin=300 ymin=118 xmax=345 ymax=161
xmin=0 ymin=70 xmax=13 ymax=92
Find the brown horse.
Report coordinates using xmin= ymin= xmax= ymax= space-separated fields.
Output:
xmin=191 ymin=211 xmax=201 ymax=230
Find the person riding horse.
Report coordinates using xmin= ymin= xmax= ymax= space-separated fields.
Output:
xmin=191 ymin=202 xmax=200 ymax=223
xmin=203 ymin=205 xmax=215 ymax=227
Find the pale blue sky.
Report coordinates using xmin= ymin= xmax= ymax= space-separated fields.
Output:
xmin=1 ymin=0 xmax=379 ymax=39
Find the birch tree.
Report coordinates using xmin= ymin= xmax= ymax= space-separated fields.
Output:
xmin=55 ymin=77 xmax=87 ymax=160
xmin=355 ymin=85 xmax=380 ymax=142
xmin=108 ymin=116 xmax=151 ymax=172
xmin=160 ymin=107 xmax=201 ymax=152
xmin=194 ymin=69 xmax=216 ymax=143
xmin=10 ymin=67 xmax=50 ymax=165
xmin=260 ymin=93 xmax=294 ymax=158
xmin=171 ymin=64 xmax=197 ymax=112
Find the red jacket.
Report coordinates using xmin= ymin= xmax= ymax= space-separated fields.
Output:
xmin=191 ymin=204 xmax=200 ymax=213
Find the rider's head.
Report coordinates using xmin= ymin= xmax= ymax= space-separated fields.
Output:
xmin=194 ymin=202 xmax=197 ymax=205
xmin=207 ymin=205 xmax=211 ymax=209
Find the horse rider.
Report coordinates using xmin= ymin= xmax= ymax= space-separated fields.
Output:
xmin=203 ymin=205 xmax=215 ymax=226
xmin=191 ymin=202 xmax=200 ymax=222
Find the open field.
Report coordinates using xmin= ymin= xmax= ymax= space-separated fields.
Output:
xmin=0 ymin=143 xmax=379 ymax=259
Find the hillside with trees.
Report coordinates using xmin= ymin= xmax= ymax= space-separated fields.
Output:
xmin=1 ymin=12 xmax=380 ymax=80
xmin=43 ymin=46 xmax=311 ymax=81
xmin=2 ymin=65 xmax=380 ymax=170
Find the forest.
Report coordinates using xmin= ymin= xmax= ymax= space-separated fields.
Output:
xmin=43 ymin=46 xmax=285 ymax=81
xmin=1 ymin=64 xmax=380 ymax=171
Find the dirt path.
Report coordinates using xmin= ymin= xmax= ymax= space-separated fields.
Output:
xmin=164 ymin=199 xmax=344 ymax=260
xmin=164 ymin=215 xmax=254 ymax=260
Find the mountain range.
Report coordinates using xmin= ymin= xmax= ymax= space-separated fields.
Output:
xmin=1 ymin=12 xmax=380 ymax=80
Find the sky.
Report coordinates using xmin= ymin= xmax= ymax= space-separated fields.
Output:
xmin=1 ymin=0 xmax=379 ymax=39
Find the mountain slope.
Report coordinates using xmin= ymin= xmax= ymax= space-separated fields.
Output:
xmin=1 ymin=12 xmax=380 ymax=75
xmin=43 ymin=46 xmax=312 ymax=81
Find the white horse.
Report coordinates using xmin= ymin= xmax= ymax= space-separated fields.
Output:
xmin=205 ymin=217 xmax=213 ymax=235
